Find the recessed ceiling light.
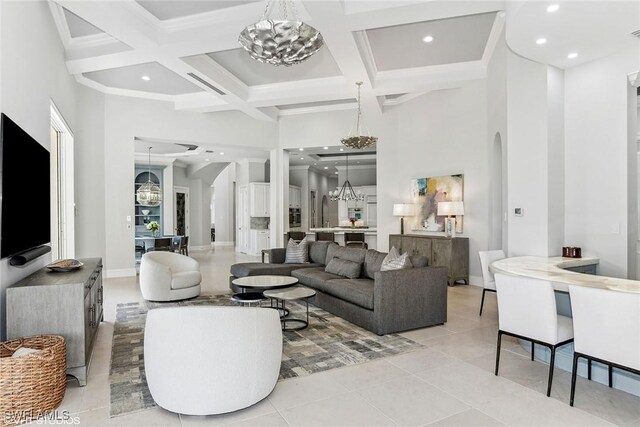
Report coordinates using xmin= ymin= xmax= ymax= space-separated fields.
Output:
xmin=219 ymin=152 xmax=224 ymax=155
xmin=324 ymin=166 xmax=328 ymax=170
xmin=204 ymin=158 xmax=210 ymax=161
xmin=546 ymin=4 xmax=559 ymax=13
xmin=536 ymin=38 xmax=547 ymax=45
xmin=422 ymin=35 xmax=434 ymax=43
xmin=298 ymin=148 xmax=304 ymax=151
xmin=141 ymin=75 xmax=151 ymax=81
xmin=339 ymin=148 xmax=344 ymax=152
xmin=314 ymin=163 xmax=317 ymax=165
xmin=323 ymin=146 xmax=329 ymax=150
xmin=567 ymin=52 xmax=578 ymax=59
xmin=300 ymin=157 xmax=304 ymax=160
xmin=334 ymin=171 xmax=338 ymax=175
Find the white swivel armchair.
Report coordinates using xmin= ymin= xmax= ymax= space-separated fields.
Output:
xmin=478 ymin=250 xmax=505 ymax=316
xmin=140 ymin=251 xmax=201 ymax=301
xmin=144 ymin=306 xmax=283 ymax=415
xmin=568 ymin=285 xmax=640 ymax=406
xmin=494 ymin=273 xmax=574 ymax=397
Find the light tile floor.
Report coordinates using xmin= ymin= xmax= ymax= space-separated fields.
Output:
xmin=53 ymin=247 xmax=640 ymax=426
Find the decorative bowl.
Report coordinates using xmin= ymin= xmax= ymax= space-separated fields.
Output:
xmin=141 ymin=209 xmax=150 ymax=216
xmin=46 ymin=259 xmax=84 ymax=272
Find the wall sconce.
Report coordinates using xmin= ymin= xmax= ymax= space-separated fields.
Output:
xmin=437 ymin=201 xmax=464 ymax=237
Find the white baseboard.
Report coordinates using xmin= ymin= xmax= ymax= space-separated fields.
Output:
xmin=105 ymin=268 xmax=136 ymax=278
xmin=468 ymin=275 xmax=483 ymax=287
xmin=189 ymin=245 xmax=212 ymax=251
xmin=214 ymin=241 xmax=235 ymax=247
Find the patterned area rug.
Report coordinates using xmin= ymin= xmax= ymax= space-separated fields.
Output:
xmin=109 ymin=294 xmax=423 ymax=417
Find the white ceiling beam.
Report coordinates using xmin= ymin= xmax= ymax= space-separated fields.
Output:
xmin=345 ymin=0 xmax=505 ymax=31
xmin=56 ymin=0 xmax=278 ymax=122
xmin=481 ymin=12 xmax=506 ymax=66
xmin=301 ymin=0 xmax=382 ymax=118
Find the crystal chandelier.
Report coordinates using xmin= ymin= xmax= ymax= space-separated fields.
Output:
xmin=136 ymin=147 xmax=162 ymax=207
xmin=329 ymin=155 xmax=365 ymax=202
xmin=341 ymin=81 xmax=378 ymax=149
xmin=238 ymin=0 xmax=323 ymax=67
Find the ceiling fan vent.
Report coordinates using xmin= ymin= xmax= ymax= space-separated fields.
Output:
xmin=631 ymin=29 xmax=640 ymax=38
xmin=187 ymin=73 xmax=226 ymax=95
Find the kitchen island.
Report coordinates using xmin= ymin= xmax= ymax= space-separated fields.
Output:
xmin=305 ymin=227 xmax=377 ymax=250
xmin=490 ymin=256 xmax=640 ymax=397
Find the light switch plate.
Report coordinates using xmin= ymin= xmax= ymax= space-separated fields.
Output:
xmin=126 ymin=215 xmax=132 ymax=222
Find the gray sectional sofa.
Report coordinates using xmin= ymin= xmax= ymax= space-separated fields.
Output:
xmin=229 ymin=241 xmax=448 ymax=335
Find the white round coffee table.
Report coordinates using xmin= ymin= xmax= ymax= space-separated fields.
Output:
xmin=231 ymin=275 xmax=299 ymax=310
xmin=263 ymin=286 xmax=316 ymax=331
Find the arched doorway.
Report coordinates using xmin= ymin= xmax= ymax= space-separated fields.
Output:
xmin=490 ymin=132 xmax=505 ymax=251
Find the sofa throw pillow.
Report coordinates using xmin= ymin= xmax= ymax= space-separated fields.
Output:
xmin=380 ymin=246 xmax=413 ymax=271
xmin=325 ymin=257 xmax=362 ymax=279
xmin=285 ymin=238 xmax=309 ymax=264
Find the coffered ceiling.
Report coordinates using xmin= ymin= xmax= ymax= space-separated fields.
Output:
xmin=49 ymin=1 xmax=639 ymax=122
xmin=50 ymin=0 xmax=508 ymax=121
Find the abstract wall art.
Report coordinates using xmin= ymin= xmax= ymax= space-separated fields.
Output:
xmin=409 ymin=174 xmax=464 ymax=232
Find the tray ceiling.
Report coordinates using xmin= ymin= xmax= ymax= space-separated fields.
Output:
xmin=50 ymin=1 xmax=510 ymax=121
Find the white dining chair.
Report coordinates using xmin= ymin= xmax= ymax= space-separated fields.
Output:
xmin=478 ymin=250 xmax=505 ymax=316
xmin=568 ymin=285 xmax=640 ymax=406
xmin=494 ymin=273 xmax=574 ymax=396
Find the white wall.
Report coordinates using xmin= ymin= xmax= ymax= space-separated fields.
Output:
xmin=565 ymin=46 xmax=640 ymax=278
xmin=486 ymin=33 xmax=508 ymax=252
xmin=336 ymin=165 xmax=376 ymax=187
xmin=378 ymin=81 xmax=489 ymax=279
xmin=102 ymin=96 xmax=277 ymax=274
xmin=547 ymin=66 xmax=565 ymax=256
xmin=0 ymin=1 xmax=90 ymax=339
xmin=213 ymin=163 xmax=235 ymax=245
xmin=505 ymin=52 xmax=551 ymax=257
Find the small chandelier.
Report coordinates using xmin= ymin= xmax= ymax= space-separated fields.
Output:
xmin=238 ymin=0 xmax=323 ymax=67
xmin=341 ymin=81 xmax=378 ymax=149
xmin=136 ymin=147 xmax=162 ymax=207
xmin=329 ymin=155 xmax=365 ymax=202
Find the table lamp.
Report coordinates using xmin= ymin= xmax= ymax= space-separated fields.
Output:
xmin=393 ymin=203 xmax=415 ymax=235
xmin=437 ymin=201 xmax=464 ymax=237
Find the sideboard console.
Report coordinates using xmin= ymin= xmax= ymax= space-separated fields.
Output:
xmin=389 ymin=235 xmax=469 ymax=286
xmin=6 ymin=257 xmax=103 ymax=386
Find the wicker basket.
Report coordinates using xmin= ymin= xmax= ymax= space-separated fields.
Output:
xmin=0 ymin=335 xmax=66 ymax=426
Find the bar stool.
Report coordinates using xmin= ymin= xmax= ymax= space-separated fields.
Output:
xmin=494 ymin=273 xmax=574 ymax=397
xmin=568 ymin=285 xmax=640 ymax=406
xmin=287 ymin=231 xmax=306 ymax=243
xmin=478 ymin=250 xmax=505 ymax=316
xmin=315 ymin=232 xmax=335 ymax=242
xmin=344 ymin=232 xmax=367 ymax=249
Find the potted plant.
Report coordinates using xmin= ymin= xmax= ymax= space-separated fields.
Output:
xmin=349 ymin=217 xmax=357 ymax=228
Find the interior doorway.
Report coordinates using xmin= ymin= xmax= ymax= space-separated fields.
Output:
xmin=321 ymin=195 xmax=328 ymax=227
xmin=310 ymin=190 xmax=316 ymax=228
xmin=490 ymin=132 xmax=505 ymax=251
xmin=50 ymin=103 xmax=74 ymax=260
xmin=174 ymin=186 xmax=190 ymax=237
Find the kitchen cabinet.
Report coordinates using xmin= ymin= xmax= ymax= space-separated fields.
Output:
xmin=249 ymin=183 xmax=270 ymax=217
xmin=249 ymin=230 xmax=270 ymax=256
xmin=389 ymin=234 xmax=468 ymax=286
xmin=289 ymin=186 xmax=301 ymax=209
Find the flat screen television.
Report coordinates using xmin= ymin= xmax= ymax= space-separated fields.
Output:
xmin=0 ymin=113 xmax=51 ymax=258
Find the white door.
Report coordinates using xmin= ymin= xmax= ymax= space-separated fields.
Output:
xmin=238 ymin=186 xmax=249 ymax=253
